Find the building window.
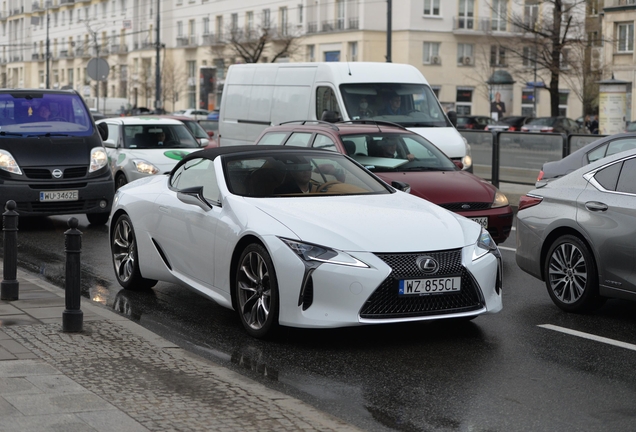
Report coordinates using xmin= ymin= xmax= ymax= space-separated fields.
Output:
xmin=490 ymin=45 xmax=507 ymax=66
xmin=349 ymin=42 xmax=358 ymax=61
xmin=307 ymin=45 xmax=315 ymax=62
xmin=458 ymin=0 xmax=474 ymax=29
xmin=423 ymin=42 xmax=441 ymax=64
xmin=216 ymin=16 xmax=223 ymax=39
xmin=491 ymin=0 xmax=507 ymax=31
xmin=588 ymin=0 xmax=598 ymax=15
xmin=280 ymin=7 xmax=288 ymax=35
xmin=203 ymin=17 xmax=210 ymax=35
xmin=523 ymin=46 xmax=537 ymax=67
xmin=456 ymin=88 xmax=473 ymax=115
xmin=187 ymin=60 xmax=197 ymax=109
xmin=262 ymin=9 xmax=271 ymax=29
xmin=214 ymin=58 xmax=225 ymax=80
xmin=177 ymin=21 xmax=183 ymax=37
xmin=560 ymin=49 xmax=570 ymax=69
xmin=231 ymin=14 xmax=238 ymax=31
xmin=298 ymin=4 xmax=303 ymax=23
xmin=559 ymin=90 xmax=569 ymax=116
xmin=524 ymin=1 xmax=539 ymax=28
xmin=457 ymin=43 xmax=473 ymax=65
xmin=431 ymin=86 xmax=441 ymax=98
xmin=246 ymin=11 xmax=253 ymax=32
xmin=617 ymin=23 xmax=634 ymax=53
xmin=423 ymin=0 xmax=440 ymax=16
xmin=325 ymin=51 xmax=340 ymax=62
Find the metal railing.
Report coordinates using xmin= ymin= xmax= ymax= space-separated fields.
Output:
xmin=459 ymin=130 xmax=605 ymax=188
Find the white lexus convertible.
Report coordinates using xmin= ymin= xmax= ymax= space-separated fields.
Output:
xmin=110 ymin=146 xmax=503 ymax=338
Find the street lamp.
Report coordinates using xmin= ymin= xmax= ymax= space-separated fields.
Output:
xmin=46 ymin=6 xmax=50 ymax=89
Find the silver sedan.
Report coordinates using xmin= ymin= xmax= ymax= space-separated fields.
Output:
xmin=516 ymin=148 xmax=636 ymax=312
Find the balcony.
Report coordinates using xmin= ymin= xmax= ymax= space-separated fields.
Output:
xmin=307 ymin=18 xmax=359 ymax=34
xmin=12 ymin=55 xmax=22 ymax=62
xmin=111 ymin=44 xmax=128 ymax=54
xmin=452 ymin=17 xmax=524 ymax=34
xmin=32 ymin=2 xmax=42 ymax=11
xmin=59 ymin=50 xmax=68 ymax=58
xmin=60 ymin=0 xmax=74 ymax=4
xmin=141 ymin=41 xmax=154 ymax=49
xmin=32 ymin=53 xmax=41 ymax=60
xmin=202 ymin=34 xmax=214 ymax=45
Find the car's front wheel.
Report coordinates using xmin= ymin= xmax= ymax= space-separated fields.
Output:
xmin=544 ymin=235 xmax=605 ymax=312
xmin=111 ymin=214 xmax=157 ymax=291
xmin=115 ymin=173 xmax=128 ymax=190
xmin=235 ymin=243 xmax=280 ymax=338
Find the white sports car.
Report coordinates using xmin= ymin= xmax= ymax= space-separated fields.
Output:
xmin=110 ymin=146 xmax=503 ymax=338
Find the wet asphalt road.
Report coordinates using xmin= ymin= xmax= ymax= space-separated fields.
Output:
xmin=4 ymin=214 xmax=636 ymax=431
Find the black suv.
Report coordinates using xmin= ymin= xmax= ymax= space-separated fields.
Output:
xmin=0 ymin=89 xmax=114 ymax=224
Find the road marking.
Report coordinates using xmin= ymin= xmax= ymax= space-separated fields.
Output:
xmin=498 ymin=246 xmax=515 ymax=252
xmin=539 ymin=324 xmax=636 ymax=352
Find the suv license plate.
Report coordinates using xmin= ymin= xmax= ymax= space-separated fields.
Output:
xmin=40 ymin=190 xmax=79 ymax=202
xmin=398 ymin=277 xmax=461 ymax=296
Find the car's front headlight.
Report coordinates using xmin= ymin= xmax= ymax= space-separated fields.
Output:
xmin=491 ymin=191 xmax=509 ymax=208
xmin=461 ymin=138 xmax=472 ymax=170
xmin=132 ymin=159 xmax=160 ymax=175
xmin=473 ymin=227 xmax=498 ymax=261
xmin=280 ymin=238 xmax=368 ymax=268
xmin=89 ymin=147 xmax=108 ymax=173
xmin=0 ymin=150 xmax=22 ymax=175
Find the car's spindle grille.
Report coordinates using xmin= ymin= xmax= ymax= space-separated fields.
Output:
xmin=438 ymin=202 xmax=491 ymax=212
xmin=360 ymin=249 xmax=484 ymax=319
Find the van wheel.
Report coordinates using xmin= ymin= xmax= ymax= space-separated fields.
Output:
xmin=87 ymin=213 xmax=109 ymax=225
xmin=115 ymin=173 xmax=128 ymax=190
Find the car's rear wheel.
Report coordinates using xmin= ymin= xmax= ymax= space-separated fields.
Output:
xmin=86 ymin=213 xmax=109 ymax=225
xmin=111 ymin=214 xmax=157 ymax=290
xmin=235 ymin=244 xmax=279 ymax=338
xmin=544 ymin=235 xmax=605 ymax=312
xmin=115 ymin=173 xmax=128 ymax=190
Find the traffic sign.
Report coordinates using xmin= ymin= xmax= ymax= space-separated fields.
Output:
xmin=87 ymin=58 xmax=110 ymax=82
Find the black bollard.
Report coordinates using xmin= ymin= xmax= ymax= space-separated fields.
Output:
xmin=1 ymin=200 xmax=19 ymax=301
xmin=62 ymin=217 xmax=83 ymax=332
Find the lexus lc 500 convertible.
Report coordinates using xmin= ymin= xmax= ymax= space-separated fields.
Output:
xmin=110 ymin=146 xmax=503 ymax=338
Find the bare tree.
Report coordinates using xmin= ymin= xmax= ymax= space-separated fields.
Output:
xmin=488 ymin=0 xmax=587 ymax=116
xmin=210 ymin=23 xmax=303 ymax=64
xmin=161 ymin=58 xmax=187 ymax=112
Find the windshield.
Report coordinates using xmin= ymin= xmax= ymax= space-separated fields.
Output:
xmin=340 ymin=83 xmax=451 ymax=128
xmin=528 ymin=117 xmax=557 ymax=126
xmin=223 ymin=151 xmax=391 ymax=197
xmin=497 ymin=116 xmax=523 ymax=125
xmin=123 ymin=124 xmax=200 ymax=148
xmin=341 ymin=133 xmax=457 ymax=172
xmin=0 ymin=92 xmax=94 ymax=137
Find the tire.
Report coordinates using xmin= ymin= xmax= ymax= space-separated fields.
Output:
xmin=544 ymin=235 xmax=605 ymax=313
xmin=235 ymin=243 xmax=280 ymax=338
xmin=115 ymin=173 xmax=128 ymax=190
xmin=111 ymin=214 xmax=157 ymax=291
xmin=86 ymin=213 xmax=109 ymax=225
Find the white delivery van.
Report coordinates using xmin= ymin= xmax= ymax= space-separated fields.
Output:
xmin=218 ymin=62 xmax=471 ymax=170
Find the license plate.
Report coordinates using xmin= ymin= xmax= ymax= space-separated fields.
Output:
xmin=40 ymin=190 xmax=79 ymax=202
xmin=398 ymin=277 xmax=461 ymax=296
xmin=470 ymin=216 xmax=488 ymax=229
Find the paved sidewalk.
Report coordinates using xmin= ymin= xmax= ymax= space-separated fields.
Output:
xmin=0 ymin=267 xmax=361 ymax=432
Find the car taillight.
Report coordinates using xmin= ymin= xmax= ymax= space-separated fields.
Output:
xmin=537 ymin=170 xmax=544 ymax=181
xmin=518 ymin=195 xmax=543 ymax=211
xmin=508 ymin=126 xmax=517 ymax=131
xmin=484 ymin=125 xmax=489 ymax=131
xmin=466 ymin=123 xmax=474 ymax=129
xmin=541 ymin=127 xmax=554 ymax=132
xmin=521 ymin=126 xmax=529 ymax=132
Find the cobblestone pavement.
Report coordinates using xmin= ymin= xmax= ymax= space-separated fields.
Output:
xmin=0 ymin=271 xmax=362 ymax=432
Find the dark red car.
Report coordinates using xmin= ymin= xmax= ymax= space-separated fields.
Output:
xmin=255 ymin=121 xmax=513 ymax=243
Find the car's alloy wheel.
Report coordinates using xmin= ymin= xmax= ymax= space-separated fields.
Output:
xmin=235 ymin=244 xmax=279 ymax=338
xmin=111 ymin=214 xmax=157 ymax=290
xmin=545 ymin=235 xmax=604 ymax=312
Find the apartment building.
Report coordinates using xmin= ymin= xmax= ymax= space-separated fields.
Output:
xmin=0 ymin=0 xmax=584 ymax=118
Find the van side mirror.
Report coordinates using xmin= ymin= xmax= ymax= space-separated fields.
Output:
xmin=447 ymin=110 xmax=458 ymax=128
xmin=391 ymin=181 xmax=411 ymax=193
xmin=321 ymin=110 xmax=342 ymax=123
xmin=97 ymin=122 xmax=109 ymax=141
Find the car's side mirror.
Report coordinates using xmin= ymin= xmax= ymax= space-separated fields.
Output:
xmin=103 ymin=140 xmax=117 ymax=148
xmin=447 ymin=110 xmax=458 ymax=128
xmin=97 ymin=122 xmax=109 ymax=141
xmin=321 ymin=110 xmax=342 ymax=123
xmin=391 ymin=181 xmax=411 ymax=193
xmin=207 ymin=131 xmax=215 ymax=138
xmin=177 ymin=186 xmax=213 ymax=210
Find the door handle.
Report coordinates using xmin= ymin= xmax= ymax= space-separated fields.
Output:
xmin=585 ymin=201 xmax=608 ymax=212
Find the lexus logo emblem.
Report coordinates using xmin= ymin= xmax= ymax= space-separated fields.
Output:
xmin=416 ymin=256 xmax=439 ymax=274
xmin=52 ymin=169 xmax=63 ymax=179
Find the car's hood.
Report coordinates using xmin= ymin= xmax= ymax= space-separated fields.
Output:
xmin=249 ymin=192 xmax=477 ymax=253
xmin=123 ymin=148 xmax=199 ymax=172
xmin=373 ymin=171 xmax=495 ymax=205
xmin=406 ymin=127 xmax=466 ymax=159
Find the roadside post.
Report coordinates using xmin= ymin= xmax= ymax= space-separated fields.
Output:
xmin=1 ymin=200 xmax=19 ymax=301
xmin=63 ymin=217 xmax=83 ymax=332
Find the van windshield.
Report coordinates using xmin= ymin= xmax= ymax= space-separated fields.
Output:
xmin=340 ymin=83 xmax=451 ymax=128
xmin=0 ymin=92 xmax=94 ymax=137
